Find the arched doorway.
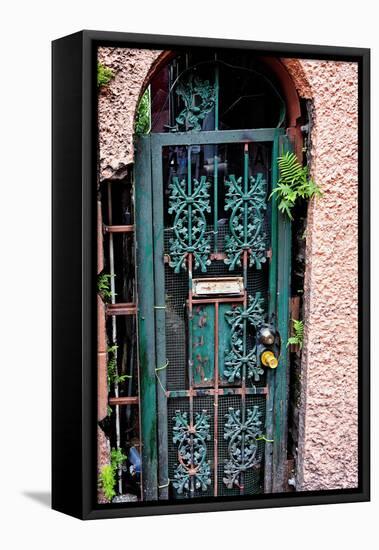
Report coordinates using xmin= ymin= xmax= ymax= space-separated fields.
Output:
xmin=134 ymin=49 xmax=301 ymax=501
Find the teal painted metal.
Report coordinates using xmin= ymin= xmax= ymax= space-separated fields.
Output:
xmin=218 ymin=302 xmax=232 ymax=382
xmin=272 ymin=134 xmax=292 ymax=493
xmin=223 ymin=294 xmax=266 ymax=385
xmin=213 ymin=151 xmax=219 ymax=252
xmin=151 ymin=140 xmax=169 ymax=499
xmin=264 ymin=129 xmax=280 ymax=493
xmin=223 ymin=406 xmax=263 ymax=489
xmin=172 ymin=410 xmax=212 ymax=494
xmin=166 ymin=387 xmax=267 ymax=398
xmin=174 ymin=74 xmax=216 ymax=132
xmin=151 ymin=128 xmax=280 ymax=147
xmin=134 ymin=136 xmax=158 ymax=501
xmin=139 ymin=127 xmax=291 ymax=500
xmin=192 ymin=304 xmax=215 ymax=386
xmin=167 ymin=173 xmax=212 ymax=272
xmin=224 ymin=149 xmax=268 ymax=270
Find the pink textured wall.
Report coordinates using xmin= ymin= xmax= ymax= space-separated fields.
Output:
xmin=283 ymin=59 xmax=359 ymax=490
xmin=97 ymin=48 xmax=359 ymax=492
xmin=98 ymin=47 xmax=162 ymax=181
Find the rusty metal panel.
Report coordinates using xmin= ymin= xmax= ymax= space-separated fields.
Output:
xmin=97 ymin=295 xmax=108 ymax=421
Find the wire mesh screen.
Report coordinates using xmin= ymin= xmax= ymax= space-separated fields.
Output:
xmin=218 ymin=394 xmax=266 ymax=497
xmin=162 ymin=141 xmax=272 ymax=499
xmin=164 ymin=264 xmax=188 ymax=390
xmin=168 ymin=396 xmax=214 ymax=499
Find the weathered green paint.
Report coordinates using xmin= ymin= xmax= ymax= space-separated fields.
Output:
xmin=224 ymin=169 xmax=268 ymax=270
xmin=264 ymin=128 xmax=281 ymax=493
xmin=272 ymin=134 xmax=292 ymax=493
xmin=151 ymin=142 xmax=169 ymax=499
xmin=192 ymin=304 xmax=215 ymax=386
xmin=134 ymin=136 xmax=158 ymax=501
xmin=174 ymin=74 xmax=216 ymax=132
xmin=218 ymin=302 xmax=232 ymax=382
xmin=172 ymin=410 xmax=212 ymax=494
xmin=138 ymin=128 xmax=291 ymax=499
xmin=223 ymin=406 xmax=263 ymax=490
xmin=167 ymin=386 xmax=267 ymax=398
xmin=151 ymin=128 xmax=280 ymax=148
xmin=167 ymin=173 xmax=211 ymax=273
xmin=223 ymin=294 xmax=266 ymax=385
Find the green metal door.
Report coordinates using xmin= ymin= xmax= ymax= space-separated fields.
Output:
xmin=135 ymin=129 xmax=292 ymax=501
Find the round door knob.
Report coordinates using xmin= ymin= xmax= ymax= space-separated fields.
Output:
xmin=261 ymin=350 xmax=278 ymax=369
xmin=258 ymin=326 xmax=276 ymax=346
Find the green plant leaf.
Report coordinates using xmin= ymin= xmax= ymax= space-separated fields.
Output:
xmin=271 ymin=153 xmax=322 ymax=219
xmin=97 ymin=63 xmax=114 ymax=88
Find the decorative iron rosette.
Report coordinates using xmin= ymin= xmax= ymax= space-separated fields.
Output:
xmin=224 ymin=172 xmax=268 ymax=270
xmin=172 ymin=410 xmax=212 ymax=495
xmin=168 ymin=175 xmax=212 ymax=273
xmin=175 ymin=74 xmax=216 ymax=132
xmin=224 ymin=293 xmax=265 ymax=384
xmin=223 ymin=406 xmax=263 ymax=490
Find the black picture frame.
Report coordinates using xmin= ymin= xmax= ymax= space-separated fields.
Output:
xmin=52 ymin=30 xmax=370 ymax=520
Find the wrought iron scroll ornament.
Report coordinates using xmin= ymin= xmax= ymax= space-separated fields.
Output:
xmin=224 ymin=172 xmax=268 ymax=270
xmin=172 ymin=410 xmax=212 ymax=495
xmin=224 ymin=292 xmax=265 ymax=384
xmin=168 ymin=175 xmax=211 ymax=273
xmin=175 ymin=74 xmax=216 ymax=132
xmin=223 ymin=406 xmax=263 ymax=489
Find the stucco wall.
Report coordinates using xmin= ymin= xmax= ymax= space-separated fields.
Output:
xmin=283 ymin=59 xmax=358 ymax=490
xmin=98 ymin=47 xmax=163 ymax=181
xmin=97 ymin=48 xmax=358 ymax=492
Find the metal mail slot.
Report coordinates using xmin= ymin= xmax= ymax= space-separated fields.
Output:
xmin=192 ymin=277 xmax=244 ymax=297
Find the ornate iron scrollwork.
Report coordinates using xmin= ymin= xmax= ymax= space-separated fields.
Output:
xmin=223 ymin=406 xmax=263 ymax=489
xmin=224 ymin=293 xmax=265 ymax=384
xmin=168 ymin=175 xmax=211 ymax=273
xmin=172 ymin=410 xmax=212 ymax=495
xmin=174 ymin=74 xmax=216 ymax=132
xmin=224 ymin=172 xmax=268 ymax=270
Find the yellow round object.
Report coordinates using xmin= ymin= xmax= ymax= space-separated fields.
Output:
xmin=261 ymin=351 xmax=278 ymax=369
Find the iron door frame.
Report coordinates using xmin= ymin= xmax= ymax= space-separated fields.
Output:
xmin=135 ymin=128 xmax=292 ymax=501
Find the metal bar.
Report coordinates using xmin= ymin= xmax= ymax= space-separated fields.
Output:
xmin=191 ymin=296 xmax=244 ymax=305
xmin=213 ymin=151 xmax=219 ymax=253
xmin=239 ymin=145 xmax=250 ymax=495
xmin=106 ymin=303 xmax=137 ymax=316
xmin=213 ymin=301 xmax=219 ymax=496
xmin=166 ymin=387 xmax=268 ymax=398
xmin=109 ymin=396 xmax=139 ymax=406
xmin=104 ymin=224 xmax=134 ymax=233
xmin=240 ymin=248 xmax=248 ymax=495
xmin=272 ymin=134 xmax=292 ymax=493
xmin=243 ymin=144 xmax=249 ymax=246
xmin=264 ymin=129 xmax=280 ymax=493
xmin=151 ymin=129 xmax=282 ymax=148
xmin=107 ymin=182 xmax=123 ymax=495
xmin=187 ymin=143 xmax=195 ymax=497
xmin=151 ymin=137 xmax=169 ymax=500
xmin=188 ymin=251 xmax=195 ymax=496
xmin=135 ymin=135 xmax=159 ymax=501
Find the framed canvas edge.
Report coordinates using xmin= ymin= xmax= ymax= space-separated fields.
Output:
xmin=52 ymin=30 xmax=370 ymax=520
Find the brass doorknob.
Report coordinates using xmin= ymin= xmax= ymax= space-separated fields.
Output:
xmin=261 ymin=350 xmax=278 ymax=369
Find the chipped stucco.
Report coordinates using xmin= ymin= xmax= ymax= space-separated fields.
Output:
xmin=98 ymin=47 xmax=163 ymax=181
